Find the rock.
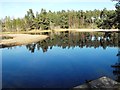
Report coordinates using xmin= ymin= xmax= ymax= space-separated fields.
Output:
xmin=74 ymin=76 xmax=120 ymax=88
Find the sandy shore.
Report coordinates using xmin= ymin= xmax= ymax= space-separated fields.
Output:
xmin=0 ymin=34 xmax=48 ymax=48
xmin=25 ymin=29 xmax=119 ymax=33
xmin=53 ymin=29 xmax=119 ymax=32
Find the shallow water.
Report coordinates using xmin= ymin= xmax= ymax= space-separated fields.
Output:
xmin=1 ymin=32 xmax=120 ymax=88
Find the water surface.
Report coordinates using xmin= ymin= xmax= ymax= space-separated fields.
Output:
xmin=2 ymin=32 xmax=119 ymax=88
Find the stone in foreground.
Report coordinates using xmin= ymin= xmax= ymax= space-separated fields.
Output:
xmin=74 ymin=76 xmax=120 ymax=88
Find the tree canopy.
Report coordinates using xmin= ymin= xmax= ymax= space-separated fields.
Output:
xmin=1 ymin=1 xmax=120 ymax=32
xmin=98 ymin=0 xmax=120 ymax=29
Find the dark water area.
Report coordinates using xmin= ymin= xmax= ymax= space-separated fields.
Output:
xmin=1 ymin=32 xmax=120 ymax=88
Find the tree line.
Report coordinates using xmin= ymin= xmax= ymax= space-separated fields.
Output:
xmin=1 ymin=1 xmax=120 ymax=32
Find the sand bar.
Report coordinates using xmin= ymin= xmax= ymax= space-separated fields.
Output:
xmin=0 ymin=34 xmax=48 ymax=48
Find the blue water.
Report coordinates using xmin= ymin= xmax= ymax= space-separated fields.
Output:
xmin=2 ymin=45 xmax=118 ymax=88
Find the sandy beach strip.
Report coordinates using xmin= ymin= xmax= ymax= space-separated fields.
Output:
xmin=26 ymin=29 xmax=119 ymax=33
xmin=0 ymin=34 xmax=48 ymax=47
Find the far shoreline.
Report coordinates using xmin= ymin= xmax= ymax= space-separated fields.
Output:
xmin=1 ymin=29 xmax=119 ymax=34
xmin=0 ymin=29 xmax=119 ymax=48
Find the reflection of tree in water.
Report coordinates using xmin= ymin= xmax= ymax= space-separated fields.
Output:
xmin=111 ymin=32 xmax=120 ymax=82
xmin=26 ymin=43 xmax=36 ymax=53
xmin=26 ymin=32 xmax=119 ymax=53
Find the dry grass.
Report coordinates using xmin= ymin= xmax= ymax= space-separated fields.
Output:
xmin=0 ymin=34 xmax=48 ymax=47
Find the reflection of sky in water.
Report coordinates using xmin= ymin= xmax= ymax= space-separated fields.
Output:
xmin=2 ymin=45 xmax=118 ymax=88
xmin=91 ymin=36 xmax=110 ymax=41
xmin=91 ymin=36 xmax=95 ymax=41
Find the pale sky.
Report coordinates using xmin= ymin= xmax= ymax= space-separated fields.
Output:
xmin=0 ymin=0 xmax=117 ymax=19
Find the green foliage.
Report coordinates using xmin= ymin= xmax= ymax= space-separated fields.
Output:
xmin=98 ymin=1 xmax=120 ymax=29
xmin=1 ymin=5 xmax=119 ymax=32
xmin=115 ymin=1 xmax=120 ymax=29
xmin=39 ymin=9 xmax=50 ymax=30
